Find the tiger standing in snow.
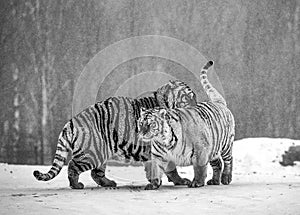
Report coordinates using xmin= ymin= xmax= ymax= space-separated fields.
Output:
xmin=138 ymin=61 xmax=235 ymax=188
xmin=33 ymin=80 xmax=195 ymax=189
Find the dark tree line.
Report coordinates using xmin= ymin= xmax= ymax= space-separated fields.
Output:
xmin=0 ymin=0 xmax=299 ymax=164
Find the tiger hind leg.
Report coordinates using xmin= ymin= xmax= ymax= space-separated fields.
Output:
xmin=207 ymin=158 xmax=222 ymax=185
xmin=221 ymin=136 xmax=234 ymax=185
xmin=221 ymin=158 xmax=233 ymax=185
xmin=68 ymin=159 xmax=93 ymax=189
xmin=68 ymin=160 xmax=85 ymax=189
xmin=91 ymin=163 xmax=117 ymax=187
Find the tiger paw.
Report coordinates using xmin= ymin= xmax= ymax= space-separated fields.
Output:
xmin=100 ymin=179 xmax=117 ymax=187
xmin=221 ymin=174 xmax=232 ymax=185
xmin=91 ymin=171 xmax=117 ymax=187
xmin=207 ymin=179 xmax=220 ymax=185
xmin=188 ymin=179 xmax=204 ymax=188
xmin=144 ymin=179 xmax=161 ymax=190
xmin=145 ymin=183 xmax=158 ymax=190
xmin=173 ymin=178 xmax=192 ymax=186
xmin=70 ymin=182 xmax=84 ymax=189
xmin=92 ymin=176 xmax=117 ymax=187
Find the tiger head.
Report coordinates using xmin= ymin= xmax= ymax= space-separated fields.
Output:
xmin=138 ymin=108 xmax=173 ymax=148
xmin=155 ymin=80 xmax=197 ymax=108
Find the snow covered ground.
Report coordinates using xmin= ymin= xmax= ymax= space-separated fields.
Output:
xmin=1 ymin=138 xmax=300 ymax=215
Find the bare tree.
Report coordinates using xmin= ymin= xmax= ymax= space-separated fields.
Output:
xmin=19 ymin=0 xmax=70 ymax=164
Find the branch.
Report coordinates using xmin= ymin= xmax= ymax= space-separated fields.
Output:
xmin=32 ymin=92 xmax=39 ymax=111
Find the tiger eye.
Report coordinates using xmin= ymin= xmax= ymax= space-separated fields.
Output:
xmin=150 ymin=122 xmax=156 ymax=128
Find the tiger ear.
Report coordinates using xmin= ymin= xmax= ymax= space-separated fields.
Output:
xmin=140 ymin=107 xmax=147 ymax=117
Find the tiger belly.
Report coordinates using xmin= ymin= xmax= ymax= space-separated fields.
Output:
xmin=170 ymin=151 xmax=193 ymax=167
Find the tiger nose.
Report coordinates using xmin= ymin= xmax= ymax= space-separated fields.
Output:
xmin=140 ymin=125 xmax=150 ymax=135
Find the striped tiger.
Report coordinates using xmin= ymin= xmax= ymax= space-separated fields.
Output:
xmin=138 ymin=61 xmax=235 ymax=188
xmin=33 ymin=80 xmax=196 ymax=189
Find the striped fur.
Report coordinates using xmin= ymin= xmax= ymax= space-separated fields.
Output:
xmin=155 ymin=80 xmax=197 ymax=108
xmin=33 ymin=80 xmax=196 ymax=189
xmin=138 ymin=61 xmax=235 ymax=188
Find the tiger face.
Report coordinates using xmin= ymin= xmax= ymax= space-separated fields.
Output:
xmin=138 ymin=108 xmax=172 ymax=146
xmin=175 ymin=89 xmax=197 ymax=108
xmin=155 ymin=80 xmax=197 ymax=108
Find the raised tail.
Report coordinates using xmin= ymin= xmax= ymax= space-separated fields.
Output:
xmin=33 ymin=121 xmax=73 ymax=181
xmin=200 ymin=60 xmax=227 ymax=106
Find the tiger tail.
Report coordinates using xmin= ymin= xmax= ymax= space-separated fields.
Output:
xmin=200 ymin=61 xmax=227 ymax=107
xmin=33 ymin=121 xmax=73 ymax=181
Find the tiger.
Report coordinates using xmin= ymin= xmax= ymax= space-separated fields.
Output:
xmin=138 ymin=60 xmax=235 ymax=189
xmin=33 ymin=80 xmax=196 ymax=189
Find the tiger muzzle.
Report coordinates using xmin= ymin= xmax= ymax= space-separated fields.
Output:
xmin=140 ymin=125 xmax=150 ymax=135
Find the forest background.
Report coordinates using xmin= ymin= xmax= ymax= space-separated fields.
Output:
xmin=0 ymin=0 xmax=299 ymax=164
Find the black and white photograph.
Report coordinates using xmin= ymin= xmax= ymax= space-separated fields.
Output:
xmin=0 ymin=0 xmax=299 ymax=214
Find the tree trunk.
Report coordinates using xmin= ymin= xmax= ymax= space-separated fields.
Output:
xmin=41 ymin=69 xmax=52 ymax=164
xmin=12 ymin=65 xmax=20 ymax=163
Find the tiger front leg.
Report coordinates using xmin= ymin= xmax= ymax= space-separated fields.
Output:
xmin=189 ymin=143 xmax=209 ymax=188
xmin=164 ymin=161 xmax=191 ymax=186
xmin=189 ymin=164 xmax=207 ymax=188
xmin=91 ymin=163 xmax=117 ymax=187
xmin=143 ymin=160 xmax=163 ymax=190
